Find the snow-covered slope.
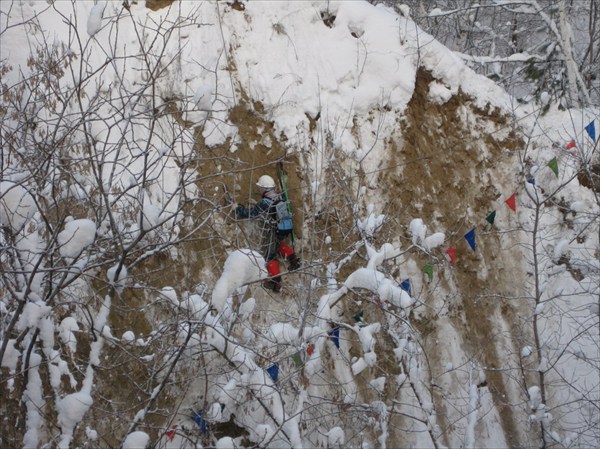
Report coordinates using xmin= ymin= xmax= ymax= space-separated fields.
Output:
xmin=1 ymin=1 xmax=598 ymax=448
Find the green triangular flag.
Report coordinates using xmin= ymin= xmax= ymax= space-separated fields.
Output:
xmin=485 ymin=211 xmax=496 ymax=225
xmin=422 ymin=264 xmax=433 ymax=281
xmin=292 ymin=351 xmax=302 ymax=368
xmin=352 ymin=310 xmax=364 ymax=322
xmin=548 ymin=157 xmax=559 ymax=177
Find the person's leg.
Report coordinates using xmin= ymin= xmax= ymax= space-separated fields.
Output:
xmin=264 ymin=259 xmax=282 ymax=292
xmin=263 ymin=231 xmax=282 ymax=292
xmin=277 ymin=231 xmax=301 ymax=271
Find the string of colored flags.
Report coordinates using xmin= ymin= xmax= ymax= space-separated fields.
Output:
xmin=411 ymin=118 xmax=597 ymax=283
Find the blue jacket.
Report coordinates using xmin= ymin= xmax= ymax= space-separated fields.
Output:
xmin=235 ymin=190 xmax=280 ymax=221
xmin=235 ymin=190 xmax=294 ymax=232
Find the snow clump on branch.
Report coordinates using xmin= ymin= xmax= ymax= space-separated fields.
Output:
xmin=211 ymin=249 xmax=267 ymax=311
xmin=0 ymin=181 xmax=37 ymax=232
xmin=57 ymin=219 xmax=96 ymax=258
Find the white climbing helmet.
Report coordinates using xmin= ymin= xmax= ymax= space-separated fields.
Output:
xmin=256 ymin=175 xmax=276 ymax=189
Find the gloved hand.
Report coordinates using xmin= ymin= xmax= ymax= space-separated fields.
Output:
xmin=223 ymin=195 xmax=236 ymax=206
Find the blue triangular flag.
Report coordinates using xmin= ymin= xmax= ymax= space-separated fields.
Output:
xmin=191 ymin=410 xmax=207 ymax=433
xmin=527 ymin=178 xmax=535 ymax=185
xmin=400 ymin=279 xmax=411 ymax=296
xmin=585 ymin=121 xmax=596 ymax=141
xmin=328 ymin=327 xmax=340 ymax=348
xmin=266 ymin=363 xmax=279 ymax=382
xmin=464 ymin=228 xmax=476 ymax=252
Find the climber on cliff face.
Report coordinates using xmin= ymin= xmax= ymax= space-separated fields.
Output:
xmin=234 ymin=174 xmax=301 ymax=292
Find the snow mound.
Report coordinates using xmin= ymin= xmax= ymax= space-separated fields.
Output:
xmin=57 ymin=392 xmax=93 ymax=446
xmin=59 ymin=317 xmax=79 ymax=352
xmin=423 ymin=232 xmax=445 ymax=251
xmin=107 ymin=263 xmax=128 ymax=285
xmin=410 ymin=218 xmax=427 ymax=245
xmin=429 ymin=81 xmax=453 ymax=104
xmin=215 ymin=436 xmax=236 ymax=448
xmin=160 ymin=287 xmax=179 ymax=307
xmin=211 ymin=249 xmax=266 ymax=311
xmin=193 ymin=84 xmax=214 ymax=110
xmin=357 ymin=204 xmax=385 ymax=237
xmin=140 ymin=203 xmax=162 ymax=231
xmin=0 ymin=181 xmax=37 ymax=232
xmin=57 ymin=219 xmax=96 ymax=258
xmin=267 ymin=323 xmax=300 ymax=345
xmin=327 ymin=426 xmax=345 ymax=446
xmin=369 ymin=376 xmax=386 ymax=393
xmin=87 ymin=3 xmax=104 ymax=36
xmin=184 ymin=294 xmax=210 ymax=319
xmin=345 ymin=268 xmax=414 ymax=308
xmin=16 ymin=301 xmax=51 ymax=331
xmin=122 ymin=431 xmax=150 ymax=449
xmin=122 ymin=331 xmax=135 ymax=344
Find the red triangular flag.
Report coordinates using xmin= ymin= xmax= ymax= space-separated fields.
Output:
xmin=505 ymin=193 xmax=516 ymax=211
xmin=445 ymin=246 xmax=456 ymax=265
xmin=166 ymin=424 xmax=177 ymax=441
xmin=307 ymin=344 xmax=314 ymax=356
xmin=565 ymin=140 xmax=576 ymax=150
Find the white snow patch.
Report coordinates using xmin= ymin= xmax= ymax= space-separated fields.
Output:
xmin=215 ymin=436 xmax=236 ymax=448
xmin=57 ymin=219 xmax=96 ymax=258
xmin=107 ymin=263 xmax=128 ymax=285
xmin=268 ymin=323 xmax=300 ymax=345
xmin=16 ymin=301 xmax=51 ymax=331
xmin=23 ymin=353 xmax=43 ymax=448
xmin=352 ymin=357 xmax=368 ymax=375
xmin=211 ymin=249 xmax=266 ymax=311
xmin=423 ymin=232 xmax=445 ymax=251
xmin=57 ymin=392 xmax=93 ymax=448
xmin=363 ymin=351 xmax=377 ymax=367
xmin=193 ymin=84 xmax=214 ymax=110
xmin=553 ymin=239 xmax=570 ymax=261
xmin=0 ymin=181 xmax=37 ymax=232
xmin=429 ymin=81 xmax=453 ymax=104
xmin=1 ymin=339 xmax=20 ymax=390
xmin=534 ymin=303 xmax=544 ymax=316
xmin=410 ymin=218 xmax=427 ymax=245
xmin=141 ymin=202 xmax=162 ymax=231
xmin=59 ymin=317 xmax=79 ymax=353
xmin=184 ymin=294 xmax=210 ymax=319
xmin=87 ymin=3 xmax=105 ymax=36
xmin=327 ymin=426 xmax=345 ymax=446
xmin=521 ymin=346 xmax=533 ymax=358
xmin=528 ymin=386 xmax=542 ymax=410
xmin=357 ymin=204 xmax=385 ymax=237
xmin=238 ymin=297 xmax=256 ymax=319
xmin=85 ymin=427 xmax=98 ymax=440
xmin=122 ymin=331 xmax=135 ymax=344
xmin=122 ymin=431 xmax=150 ymax=449
xmin=160 ymin=287 xmax=179 ymax=307
xmin=358 ymin=323 xmax=381 ymax=352
xmin=369 ymin=376 xmax=386 ymax=393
